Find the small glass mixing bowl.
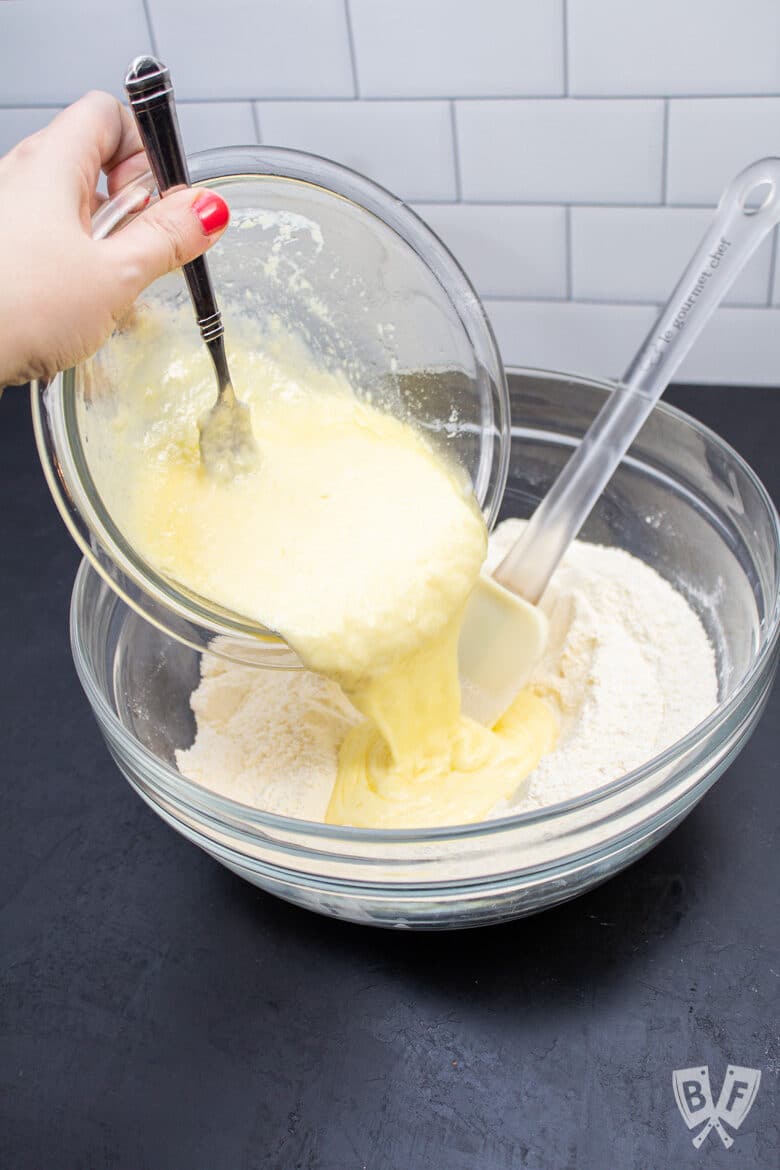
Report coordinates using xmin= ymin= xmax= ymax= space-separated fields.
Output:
xmin=68 ymin=369 xmax=780 ymax=929
xmin=33 ymin=145 xmax=509 ymax=667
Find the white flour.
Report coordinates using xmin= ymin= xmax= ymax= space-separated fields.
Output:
xmin=176 ymin=519 xmax=718 ymax=821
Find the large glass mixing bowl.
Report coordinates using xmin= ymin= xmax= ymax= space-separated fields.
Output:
xmin=33 ymin=146 xmax=509 ymax=667
xmin=69 ymin=369 xmax=780 ymax=929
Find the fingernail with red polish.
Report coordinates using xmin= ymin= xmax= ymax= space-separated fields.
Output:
xmin=192 ymin=191 xmax=229 ymax=235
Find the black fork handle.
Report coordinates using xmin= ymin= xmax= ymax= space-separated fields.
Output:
xmin=124 ymin=55 xmax=226 ymax=349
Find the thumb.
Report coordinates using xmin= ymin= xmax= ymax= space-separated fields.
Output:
xmin=102 ymin=187 xmax=229 ymax=304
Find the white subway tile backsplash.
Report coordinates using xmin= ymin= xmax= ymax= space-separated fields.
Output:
xmin=571 ymin=207 xmax=772 ymax=306
xmin=0 ymin=0 xmax=152 ymax=103
xmin=667 ymin=98 xmax=780 ymax=205
xmin=569 ymin=0 xmax=780 ymax=96
xmin=256 ymin=101 xmax=456 ymax=201
xmin=349 ymin=0 xmax=563 ymax=98
xmin=148 ymin=0 xmax=353 ymax=99
xmin=0 ymin=1 xmax=776 ymax=385
xmin=485 ymin=300 xmax=657 ymax=380
xmin=676 ymin=308 xmax=780 ymax=385
xmin=176 ymin=103 xmax=257 ymax=154
xmin=456 ymin=100 xmax=664 ymax=203
xmin=410 ymin=204 xmax=567 ymax=298
xmin=488 ymin=299 xmax=780 ymax=387
xmin=0 ymin=108 xmax=61 ymax=158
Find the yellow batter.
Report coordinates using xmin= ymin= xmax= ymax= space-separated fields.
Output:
xmin=85 ymin=312 xmax=556 ymax=827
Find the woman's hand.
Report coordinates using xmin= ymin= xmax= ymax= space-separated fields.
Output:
xmin=0 ymin=91 xmax=229 ymax=388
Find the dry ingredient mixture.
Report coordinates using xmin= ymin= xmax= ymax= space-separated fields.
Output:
xmin=177 ymin=518 xmax=718 ymax=820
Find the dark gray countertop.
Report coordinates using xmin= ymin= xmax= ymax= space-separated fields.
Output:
xmin=0 ymin=383 xmax=777 ymax=1170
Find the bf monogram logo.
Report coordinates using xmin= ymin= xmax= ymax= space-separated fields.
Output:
xmin=673 ymin=1065 xmax=761 ymax=1149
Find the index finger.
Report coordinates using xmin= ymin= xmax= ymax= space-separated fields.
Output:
xmin=44 ymin=91 xmax=145 ymax=198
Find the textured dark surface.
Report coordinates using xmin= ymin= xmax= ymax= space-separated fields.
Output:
xmin=0 ymin=383 xmax=777 ymax=1170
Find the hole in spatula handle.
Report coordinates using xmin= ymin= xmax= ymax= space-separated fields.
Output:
xmin=742 ymin=179 xmax=774 ymax=215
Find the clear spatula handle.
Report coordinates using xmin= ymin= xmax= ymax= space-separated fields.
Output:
xmin=496 ymin=157 xmax=780 ymax=604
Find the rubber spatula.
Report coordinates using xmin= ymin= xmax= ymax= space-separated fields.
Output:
xmin=460 ymin=157 xmax=780 ymax=726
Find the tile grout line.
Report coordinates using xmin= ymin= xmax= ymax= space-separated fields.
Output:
xmin=561 ymin=0 xmax=569 ymax=96
xmin=141 ymin=0 xmax=159 ymax=56
xmin=480 ymin=294 xmax=775 ymax=309
xmin=414 ymin=198 xmax=719 ymax=209
xmin=564 ymin=205 xmax=573 ymax=299
xmin=483 ymin=295 xmax=658 ymax=306
xmin=660 ymin=98 xmax=670 ymax=204
xmin=250 ymin=102 xmax=262 ymax=146
xmin=3 ymin=93 xmax=780 ymax=108
xmin=450 ymin=102 xmax=463 ymax=201
xmin=766 ymin=226 xmax=779 ymax=307
xmin=343 ymin=0 xmax=360 ymax=99
xmin=0 ymin=104 xmax=65 ymax=114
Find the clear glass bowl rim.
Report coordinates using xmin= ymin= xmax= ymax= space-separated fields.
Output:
xmin=69 ymin=366 xmax=780 ymax=846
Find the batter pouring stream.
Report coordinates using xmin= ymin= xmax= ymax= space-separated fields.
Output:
xmin=85 ymin=317 xmax=556 ymax=828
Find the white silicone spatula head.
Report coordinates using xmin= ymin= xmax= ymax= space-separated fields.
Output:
xmin=460 ymin=157 xmax=780 ymax=727
xmin=458 ymin=574 xmax=548 ymax=727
